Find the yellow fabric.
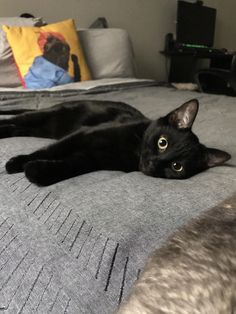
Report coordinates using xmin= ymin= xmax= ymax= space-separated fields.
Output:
xmin=3 ymin=19 xmax=91 ymax=86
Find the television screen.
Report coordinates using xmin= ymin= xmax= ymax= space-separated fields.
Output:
xmin=177 ymin=1 xmax=216 ymax=47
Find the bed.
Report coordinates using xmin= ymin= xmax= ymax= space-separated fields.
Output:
xmin=0 ymin=20 xmax=235 ymax=314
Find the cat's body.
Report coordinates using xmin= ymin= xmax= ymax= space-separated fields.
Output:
xmin=117 ymin=193 xmax=236 ymax=314
xmin=0 ymin=99 xmax=230 ymax=185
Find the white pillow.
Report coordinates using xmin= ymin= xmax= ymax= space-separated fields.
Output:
xmin=78 ymin=28 xmax=136 ymax=79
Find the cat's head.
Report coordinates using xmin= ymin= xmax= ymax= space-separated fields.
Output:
xmin=139 ymin=99 xmax=231 ymax=179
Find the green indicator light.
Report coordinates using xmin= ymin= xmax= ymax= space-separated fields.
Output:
xmin=182 ymin=43 xmax=208 ymax=48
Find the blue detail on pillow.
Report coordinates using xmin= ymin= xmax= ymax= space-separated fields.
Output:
xmin=24 ymin=56 xmax=73 ymax=89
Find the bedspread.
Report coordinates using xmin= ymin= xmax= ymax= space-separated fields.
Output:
xmin=0 ymin=83 xmax=235 ymax=313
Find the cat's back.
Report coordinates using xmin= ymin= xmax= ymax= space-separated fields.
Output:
xmin=57 ymin=100 xmax=146 ymax=121
xmin=117 ymin=193 xmax=236 ymax=314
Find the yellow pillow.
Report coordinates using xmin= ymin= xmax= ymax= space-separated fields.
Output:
xmin=3 ymin=19 xmax=91 ymax=89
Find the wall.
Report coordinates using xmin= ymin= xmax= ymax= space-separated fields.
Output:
xmin=205 ymin=0 xmax=236 ymax=52
xmin=0 ymin=0 xmax=236 ymax=81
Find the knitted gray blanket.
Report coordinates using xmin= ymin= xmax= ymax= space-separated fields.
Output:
xmin=0 ymin=85 xmax=235 ymax=313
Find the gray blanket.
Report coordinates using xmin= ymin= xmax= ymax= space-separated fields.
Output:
xmin=0 ymin=85 xmax=235 ymax=313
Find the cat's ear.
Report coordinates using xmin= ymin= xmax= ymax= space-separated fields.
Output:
xmin=206 ymin=148 xmax=231 ymax=167
xmin=167 ymin=99 xmax=199 ymax=129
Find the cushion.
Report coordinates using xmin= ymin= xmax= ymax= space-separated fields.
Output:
xmin=3 ymin=19 xmax=91 ymax=89
xmin=0 ymin=17 xmax=43 ymax=87
xmin=78 ymin=28 xmax=136 ymax=79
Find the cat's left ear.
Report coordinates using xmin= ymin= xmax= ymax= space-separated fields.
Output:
xmin=206 ymin=148 xmax=231 ymax=167
xmin=168 ymin=99 xmax=199 ymax=129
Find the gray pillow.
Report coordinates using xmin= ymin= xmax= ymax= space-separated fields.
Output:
xmin=78 ymin=28 xmax=136 ymax=79
xmin=0 ymin=17 xmax=43 ymax=87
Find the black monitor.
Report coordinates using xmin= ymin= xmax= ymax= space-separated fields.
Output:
xmin=176 ymin=1 xmax=216 ymax=48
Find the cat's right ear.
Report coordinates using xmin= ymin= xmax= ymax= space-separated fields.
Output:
xmin=206 ymin=148 xmax=231 ymax=167
xmin=167 ymin=99 xmax=199 ymax=129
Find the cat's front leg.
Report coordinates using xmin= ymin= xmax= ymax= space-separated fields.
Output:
xmin=6 ymin=155 xmax=31 ymax=173
xmin=5 ymin=122 xmax=114 ymax=175
xmin=5 ymin=146 xmax=60 ymax=174
xmin=24 ymin=159 xmax=65 ymax=186
xmin=5 ymin=131 xmax=80 ymax=174
xmin=24 ymin=153 xmax=97 ymax=186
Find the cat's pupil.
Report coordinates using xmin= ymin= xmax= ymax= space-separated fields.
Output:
xmin=172 ymin=162 xmax=183 ymax=172
xmin=158 ymin=137 xmax=168 ymax=150
xmin=160 ymin=139 xmax=166 ymax=147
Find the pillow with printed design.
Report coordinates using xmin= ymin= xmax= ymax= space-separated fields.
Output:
xmin=3 ymin=19 xmax=91 ymax=89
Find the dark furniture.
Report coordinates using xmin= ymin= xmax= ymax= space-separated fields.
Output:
xmin=161 ymin=49 xmax=234 ymax=84
xmin=195 ymin=54 xmax=236 ymax=96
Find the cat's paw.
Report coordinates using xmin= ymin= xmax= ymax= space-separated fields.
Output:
xmin=5 ymin=155 xmax=29 ymax=173
xmin=24 ymin=160 xmax=53 ymax=186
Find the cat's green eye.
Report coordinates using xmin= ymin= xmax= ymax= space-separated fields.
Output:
xmin=172 ymin=162 xmax=183 ymax=172
xmin=158 ymin=136 xmax=168 ymax=151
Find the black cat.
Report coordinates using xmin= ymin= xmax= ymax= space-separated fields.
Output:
xmin=0 ymin=99 xmax=230 ymax=186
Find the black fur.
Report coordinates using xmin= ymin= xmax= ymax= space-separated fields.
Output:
xmin=0 ymin=99 xmax=230 ymax=186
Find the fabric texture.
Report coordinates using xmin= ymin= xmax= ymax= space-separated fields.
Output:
xmin=0 ymin=17 xmax=43 ymax=87
xmin=78 ymin=28 xmax=136 ymax=79
xmin=24 ymin=55 xmax=73 ymax=89
xmin=3 ymin=19 xmax=91 ymax=89
xmin=0 ymin=85 xmax=235 ymax=313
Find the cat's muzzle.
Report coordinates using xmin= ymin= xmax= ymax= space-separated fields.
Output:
xmin=139 ymin=157 xmax=157 ymax=176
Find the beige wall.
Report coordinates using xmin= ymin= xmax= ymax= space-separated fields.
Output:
xmin=1 ymin=0 xmax=236 ymax=80
xmin=205 ymin=0 xmax=236 ymax=52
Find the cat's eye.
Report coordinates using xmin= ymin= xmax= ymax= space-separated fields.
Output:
xmin=171 ymin=162 xmax=183 ymax=172
xmin=158 ymin=136 xmax=168 ymax=151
